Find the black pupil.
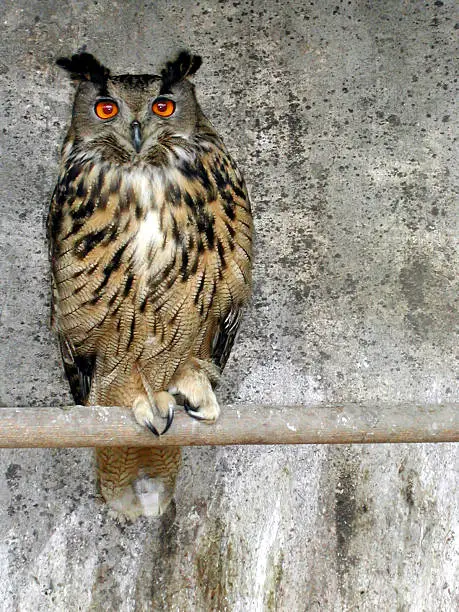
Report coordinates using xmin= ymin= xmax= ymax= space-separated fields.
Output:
xmin=103 ymin=103 xmax=113 ymax=114
xmin=157 ymin=101 xmax=167 ymax=112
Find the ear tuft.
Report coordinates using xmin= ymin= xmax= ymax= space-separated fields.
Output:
xmin=160 ymin=51 xmax=202 ymax=93
xmin=56 ymin=53 xmax=110 ymax=87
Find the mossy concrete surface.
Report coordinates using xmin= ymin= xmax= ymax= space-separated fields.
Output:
xmin=0 ymin=1 xmax=457 ymax=610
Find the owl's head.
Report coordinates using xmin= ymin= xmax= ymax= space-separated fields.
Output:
xmin=57 ymin=51 xmax=204 ymax=163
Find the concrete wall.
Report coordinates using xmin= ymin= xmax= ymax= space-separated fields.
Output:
xmin=0 ymin=1 xmax=457 ymax=610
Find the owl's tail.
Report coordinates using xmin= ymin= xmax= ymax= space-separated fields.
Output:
xmin=96 ymin=446 xmax=181 ymax=520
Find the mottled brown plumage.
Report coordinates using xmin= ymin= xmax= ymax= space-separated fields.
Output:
xmin=49 ymin=51 xmax=253 ymax=518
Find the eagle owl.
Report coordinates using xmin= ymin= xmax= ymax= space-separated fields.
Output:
xmin=48 ymin=51 xmax=253 ymax=519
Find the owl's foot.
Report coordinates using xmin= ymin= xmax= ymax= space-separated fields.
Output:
xmin=169 ymin=365 xmax=220 ymax=422
xmin=133 ymin=391 xmax=176 ymax=436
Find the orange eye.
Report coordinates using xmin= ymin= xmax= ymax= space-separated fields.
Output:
xmin=94 ymin=99 xmax=119 ymax=120
xmin=152 ymin=98 xmax=175 ymax=117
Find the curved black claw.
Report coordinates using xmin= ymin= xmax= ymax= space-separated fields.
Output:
xmin=184 ymin=401 xmax=206 ymax=421
xmin=161 ymin=406 xmax=174 ymax=435
xmin=144 ymin=407 xmax=174 ymax=437
xmin=145 ymin=421 xmax=160 ymax=437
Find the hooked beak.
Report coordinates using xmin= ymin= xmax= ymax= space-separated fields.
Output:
xmin=131 ymin=120 xmax=142 ymax=153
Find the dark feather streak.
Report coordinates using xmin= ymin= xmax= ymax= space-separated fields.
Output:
xmin=94 ymin=241 xmax=129 ymax=293
xmin=123 ymin=273 xmax=134 ymax=296
xmin=75 ymin=228 xmax=107 ymax=258
xmin=194 ymin=272 xmax=206 ymax=304
xmin=127 ymin=312 xmax=136 ymax=349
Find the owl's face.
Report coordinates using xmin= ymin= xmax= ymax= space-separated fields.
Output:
xmin=58 ymin=52 xmax=204 ymax=164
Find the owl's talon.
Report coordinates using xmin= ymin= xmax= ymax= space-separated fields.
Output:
xmin=184 ymin=401 xmax=199 ymax=419
xmin=161 ymin=406 xmax=174 ymax=435
xmin=145 ymin=421 xmax=160 ymax=437
xmin=183 ymin=402 xmax=212 ymax=421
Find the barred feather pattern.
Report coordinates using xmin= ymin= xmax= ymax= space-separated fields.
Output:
xmin=49 ymin=123 xmax=253 ymax=515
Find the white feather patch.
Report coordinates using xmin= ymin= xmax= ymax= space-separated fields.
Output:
xmin=136 ymin=209 xmax=162 ymax=251
xmin=130 ymin=168 xmax=176 ymax=273
xmin=131 ymin=169 xmax=164 ymax=208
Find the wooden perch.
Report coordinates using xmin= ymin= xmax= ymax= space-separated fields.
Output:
xmin=0 ymin=402 xmax=457 ymax=448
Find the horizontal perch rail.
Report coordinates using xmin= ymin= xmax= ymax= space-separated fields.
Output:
xmin=0 ymin=403 xmax=457 ymax=448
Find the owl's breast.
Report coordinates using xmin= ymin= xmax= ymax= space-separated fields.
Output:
xmin=51 ymin=149 xmax=251 ymax=380
xmin=52 ymin=162 xmax=200 ymax=350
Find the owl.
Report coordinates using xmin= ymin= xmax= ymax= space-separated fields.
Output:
xmin=48 ymin=51 xmax=253 ymax=519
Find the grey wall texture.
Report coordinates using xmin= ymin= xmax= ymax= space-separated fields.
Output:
xmin=0 ymin=0 xmax=458 ymax=610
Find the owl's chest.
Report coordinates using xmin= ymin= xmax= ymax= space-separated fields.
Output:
xmin=55 ymin=164 xmax=217 ymax=334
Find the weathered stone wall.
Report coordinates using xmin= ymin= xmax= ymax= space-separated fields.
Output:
xmin=0 ymin=1 xmax=457 ymax=610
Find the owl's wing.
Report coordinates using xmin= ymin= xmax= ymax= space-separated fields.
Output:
xmin=201 ymin=141 xmax=252 ymax=372
xmin=210 ymin=307 xmax=243 ymax=371
xmin=48 ymin=186 xmax=95 ymax=405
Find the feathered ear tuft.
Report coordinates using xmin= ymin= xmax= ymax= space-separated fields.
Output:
xmin=160 ymin=51 xmax=202 ymax=93
xmin=56 ymin=53 xmax=110 ymax=88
